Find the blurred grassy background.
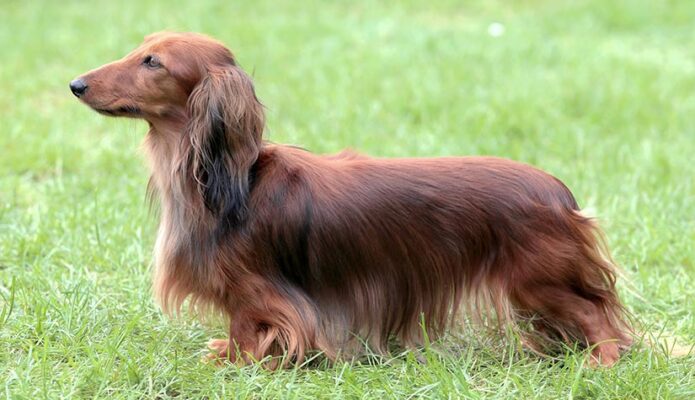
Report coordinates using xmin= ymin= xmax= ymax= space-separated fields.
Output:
xmin=1 ymin=0 xmax=693 ymax=398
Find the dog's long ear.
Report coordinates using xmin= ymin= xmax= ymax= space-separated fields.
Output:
xmin=185 ymin=66 xmax=264 ymax=226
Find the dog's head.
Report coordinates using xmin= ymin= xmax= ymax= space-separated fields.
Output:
xmin=72 ymin=32 xmax=264 ymax=220
xmin=70 ymin=32 xmax=257 ymax=120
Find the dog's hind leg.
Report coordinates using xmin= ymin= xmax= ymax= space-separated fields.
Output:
xmin=512 ymin=283 xmax=628 ymax=365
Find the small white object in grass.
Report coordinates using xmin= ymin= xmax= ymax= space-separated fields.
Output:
xmin=487 ymin=22 xmax=505 ymax=37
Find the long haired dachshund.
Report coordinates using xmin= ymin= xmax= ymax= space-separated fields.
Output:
xmin=70 ymin=32 xmax=631 ymax=367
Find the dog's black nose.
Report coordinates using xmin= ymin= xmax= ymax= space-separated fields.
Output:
xmin=69 ymin=78 xmax=88 ymax=97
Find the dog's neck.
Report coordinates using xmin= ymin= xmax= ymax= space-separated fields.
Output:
xmin=144 ymin=114 xmax=188 ymax=196
xmin=143 ymin=114 xmax=212 ymax=232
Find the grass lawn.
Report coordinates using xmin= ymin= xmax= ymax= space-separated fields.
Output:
xmin=1 ymin=0 xmax=694 ymax=398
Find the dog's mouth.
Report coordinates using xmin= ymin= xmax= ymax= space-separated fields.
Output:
xmin=93 ymin=105 xmax=142 ymax=117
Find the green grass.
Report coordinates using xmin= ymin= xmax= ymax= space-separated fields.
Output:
xmin=1 ymin=0 xmax=694 ymax=398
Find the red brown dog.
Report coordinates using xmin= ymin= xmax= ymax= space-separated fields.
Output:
xmin=70 ymin=32 xmax=631 ymax=368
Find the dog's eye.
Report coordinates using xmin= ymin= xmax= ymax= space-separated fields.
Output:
xmin=142 ymin=55 xmax=161 ymax=68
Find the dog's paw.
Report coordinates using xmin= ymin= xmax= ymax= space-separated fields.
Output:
xmin=203 ymin=338 xmax=230 ymax=365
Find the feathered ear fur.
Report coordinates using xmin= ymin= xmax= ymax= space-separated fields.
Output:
xmin=185 ymin=66 xmax=264 ymax=227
